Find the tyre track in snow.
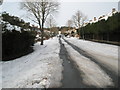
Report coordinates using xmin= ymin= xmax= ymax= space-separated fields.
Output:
xmin=63 ymin=37 xmax=118 ymax=87
xmin=59 ymin=38 xmax=94 ymax=88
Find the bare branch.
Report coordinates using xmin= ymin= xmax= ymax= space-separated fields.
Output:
xmin=66 ymin=19 xmax=73 ymax=29
xmin=72 ymin=10 xmax=87 ymax=29
xmin=21 ymin=0 xmax=60 ymax=45
xmin=46 ymin=15 xmax=56 ymax=28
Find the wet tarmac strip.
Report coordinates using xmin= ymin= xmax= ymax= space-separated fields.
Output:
xmin=62 ymin=38 xmax=118 ymax=88
xmin=58 ymin=38 xmax=95 ymax=88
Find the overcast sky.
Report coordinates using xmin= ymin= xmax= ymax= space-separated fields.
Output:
xmin=0 ymin=0 xmax=119 ymax=27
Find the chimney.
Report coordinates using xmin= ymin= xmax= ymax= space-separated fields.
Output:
xmin=112 ymin=8 xmax=116 ymax=14
xmin=94 ymin=17 xmax=97 ymax=21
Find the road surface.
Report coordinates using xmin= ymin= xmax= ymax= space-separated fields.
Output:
xmin=59 ymin=36 xmax=119 ymax=88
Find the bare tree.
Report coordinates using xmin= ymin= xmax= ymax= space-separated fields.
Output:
xmin=66 ymin=19 xmax=73 ymax=30
xmin=21 ymin=0 xmax=59 ymax=45
xmin=46 ymin=15 xmax=56 ymax=31
xmin=46 ymin=15 xmax=57 ymax=37
xmin=72 ymin=10 xmax=87 ymax=39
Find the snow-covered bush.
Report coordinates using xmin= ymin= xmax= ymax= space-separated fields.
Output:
xmin=2 ymin=30 xmax=36 ymax=61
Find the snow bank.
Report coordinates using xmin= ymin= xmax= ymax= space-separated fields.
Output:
xmin=64 ymin=37 xmax=118 ymax=74
xmin=61 ymin=38 xmax=114 ymax=87
xmin=1 ymin=37 xmax=63 ymax=88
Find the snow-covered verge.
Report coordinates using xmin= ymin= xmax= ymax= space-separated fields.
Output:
xmin=64 ymin=37 xmax=119 ymax=74
xmin=1 ymin=37 xmax=63 ymax=88
xmin=61 ymin=38 xmax=114 ymax=88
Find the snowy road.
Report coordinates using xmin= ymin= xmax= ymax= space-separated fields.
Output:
xmin=60 ymin=36 xmax=118 ymax=88
xmin=1 ymin=36 xmax=119 ymax=88
xmin=59 ymin=38 xmax=92 ymax=88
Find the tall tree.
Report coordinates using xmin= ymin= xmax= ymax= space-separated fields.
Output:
xmin=21 ymin=0 xmax=60 ymax=45
xmin=46 ymin=15 xmax=57 ymax=36
xmin=72 ymin=10 xmax=87 ymax=39
xmin=66 ymin=19 xmax=73 ymax=30
xmin=46 ymin=15 xmax=56 ymax=28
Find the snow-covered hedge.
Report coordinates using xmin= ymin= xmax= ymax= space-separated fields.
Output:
xmin=2 ymin=30 xmax=36 ymax=61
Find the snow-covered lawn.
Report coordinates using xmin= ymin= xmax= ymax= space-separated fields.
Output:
xmin=1 ymin=37 xmax=63 ymax=88
xmin=61 ymin=38 xmax=114 ymax=88
xmin=64 ymin=37 xmax=119 ymax=74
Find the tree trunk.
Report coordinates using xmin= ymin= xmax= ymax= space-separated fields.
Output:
xmin=38 ymin=23 xmax=44 ymax=45
xmin=41 ymin=29 xmax=44 ymax=45
xmin=41 ymin=22 xmax=44 ymax=45
xmin=79 ymin=29 xmax=81 ymax=39
xmin=41 ymin=11 xmax=45 ymax=45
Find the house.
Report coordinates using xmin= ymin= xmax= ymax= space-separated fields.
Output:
xmin=65 ymin=28 xmax=78 ymax=37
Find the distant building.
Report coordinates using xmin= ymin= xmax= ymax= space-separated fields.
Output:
xmin=65 ymin=28 xmax=77 ymax=37
xmin=31 ymin=25 xmax=39 ymax=31
xmin=58 ymin=31 xmax=61 ymax=34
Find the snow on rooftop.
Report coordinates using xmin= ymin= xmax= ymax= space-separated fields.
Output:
xmin=87 ymin=8 xmax=118 ymax=25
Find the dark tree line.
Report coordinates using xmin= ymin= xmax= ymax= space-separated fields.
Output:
xmin=80 ymin=12 xmax=120 ymax=42
xmin=2 ymin=12 xmax=36 ymax=61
